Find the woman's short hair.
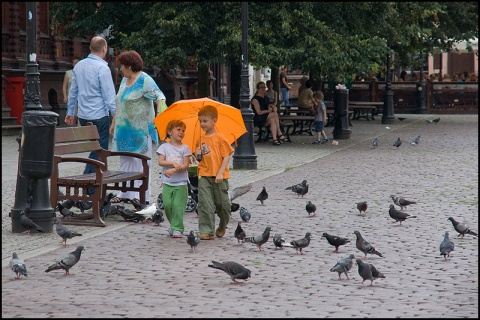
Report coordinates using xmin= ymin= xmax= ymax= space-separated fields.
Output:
xmin=116 ymin=50 xmax=144 ymax=72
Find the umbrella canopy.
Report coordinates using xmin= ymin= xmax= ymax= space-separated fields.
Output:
xmin=154 ymin=97 xmax=247 ymax=153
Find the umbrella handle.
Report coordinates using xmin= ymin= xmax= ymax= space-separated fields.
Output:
xmin=196 ymin=136 xmax=202 ymax=161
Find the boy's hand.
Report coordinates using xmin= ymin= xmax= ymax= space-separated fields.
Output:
xmin=215 ymin=173 xmax=224 ymax=184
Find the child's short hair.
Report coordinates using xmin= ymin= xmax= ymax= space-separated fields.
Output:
xmin=198 ymin=105 xmax=218 ymax=120
xmin=313 ymin=91 xmax=324 ymax=100
xmin=165 ymin=119 xmax=186 ymax=138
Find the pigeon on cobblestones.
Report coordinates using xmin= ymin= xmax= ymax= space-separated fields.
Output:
xmin=59 ymin=199 xmax=75 ymax=210
xmin=100 ymin=193 xmax=115 ymax=218
xmin=372 ymin=138 xmax=379 ymax=149
xmin=393 ymin=137 xmax=402 ymax=148
xmin=149 ymin=209 xmax=164 ymax=226
xmin=187 ymin=230 xmax=200 ymax=253
xmin=19 ymin=211 xmax=44 ymax=234
xmin=353 ymin=230 xmax=383 ymax=259
xmin=208 ymin=261 xmax=251 ymax=284
xmin=305 ymin=201 xmax=316 ymax=217
xmin=10 ymin=252 xmax=27 ymax=279
xmin=245 ymin=226 xmax=271 ymax=251
xmin=426 ymin=118 xmax=440 ymax=123
xmin=330 ymin=254 xmax=355 ymax=280
xmin=390 ymin=195 xmax=416 ymax=210
xmin=74 ymin=200 xmax=92 ymax=213
xmin=322 ymin=232 xmax=350 ymax=253
xmin=284 ymin=232 xmax=312 ymax=254
xmin=294 ymin=184 xmax=309 ymax=197
xmin=356 ymin=201 xmax=368 ymax=216
xmin=134 ymin=203 xmax=158 ymax=223
xmin=55 ymin=218 xmax=82 ymax=245
xmin=356 ymin=258 xmax=385 ymax=286
xmin=272 ymin=233 xmax=286 ymax=249
xmin=239 ymin=206 xmax=251 ymax=222
xmin=234 ymin=222 xmax=246 ymax=243
xmin=45 ymin=245 xmax=84 ymax=275
xmin=229 ymin=184 xmax=252 ymax=213
xmin=439 ymin=231 xmax=454 ymax=259
xmin=388 ymin=204 xmax=417 ymax=226
xmin=256 ymin=187 xmax=268 ymax=205
xmin=57 ymin=202 xmax=79 ymax=219
xmin=286 ymin=180 xmax=307 ymax=192
xmin=447 ymin=217 xmax=478 ymax=238
xmin=410 ymin=135 xmax=421 ymax=146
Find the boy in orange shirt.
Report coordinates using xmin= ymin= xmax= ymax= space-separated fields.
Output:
xmin=195 ymin=105 xmax=234 ymax=240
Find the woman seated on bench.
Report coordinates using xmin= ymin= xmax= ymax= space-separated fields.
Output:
xmin=251 ymin=81 xmax=286 ymax=145
xmin=297 ymin=79 xmax=315 ymax=114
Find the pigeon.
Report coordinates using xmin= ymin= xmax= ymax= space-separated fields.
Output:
xmin=234 ymin=222 xmax=246 ymax=243
xmin=294 ymin=184 xmax=309 ymax=198
xmin=230 ymin=203 xmax=240 ymax=213
xmin=187 ymin=230 xmax=200 ymax=253
xmin=391 ymin=195 xmax=416 ymax=210
xmin=322 ymin=232 xmax=350 ymax=253
xmin=284 ymin=232 xmax=312 ymax=255
xmin=410 ymin=135 xmax=421 ymax=146
xmin=110 ymin=205 xmax=125 ymax=215
xmin=356 ymin=201 xmax=368 ymax=216
xmin=134 ymin=203 xmax=158 ymax=222
xmin=447 ymin=217 xmax=478 ymax=238
xmin=130 ymin=199 xmax=147 ymax=211
xmin=55 ymin=218 xmax=83 ymax=245
xmin=305 ymin=201 xmax=316 ymax=217
xmin=208 ymin=261 xmax=251 ymax=284
xmin=19 ymin=211 xmax=44 ymax=234
xmin=439 ymin=231 xmax=454 ymax=259
xmin=229 ymin=183 xmax=252 ymax=213
xmin=286 ymin=179 xmax=307 ymax=192
xmin=353 ymin=230 xmax=383 ymax=259
xmin=356 ymin=258 xmax=385 ymax=286
xmin=56 ymin=202 xmax=79 ymax=219
xmin=59 ymin=199 xmax=75 ymax=210
xmin=272 ymin=233 xmax=286 ymax=250
xmin=397 ymin=117 xmax=406 ymax=121
xmin=74 ymin=199 xmax=92 ymax=213
xmin=239 ymin=206 xmax=251 ymax=222
xmin=388 ymin=204 xmax=417 ymax=226
xmin=372 ymin=138 xmax=379 ymax=149
xmin=244 ymin=226 xmax=271 ymax=251
xmin=256 ymin=187 xmax=268 ymax=205
xmin=330 ymin=254 xmax=355 ymax=280
xmin=9 ymin=252 xmax=28 ymax=279
xmin=426 ymin=117 xmax=440 ymax=123
xmin=100 ymin=192 xmax=115 ymax=218
xmin=149 ymin=209 xmax=164 ymax=226
xmin=393 ymin=137 xmax=402 ymax=148
xmin=45 ymin=245 xmax=85 ymax=275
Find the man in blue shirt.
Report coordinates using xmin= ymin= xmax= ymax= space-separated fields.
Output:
xmin=65 ymin=36 xmax=116 ymax=195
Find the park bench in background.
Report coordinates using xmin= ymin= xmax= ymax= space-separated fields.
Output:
xmin=50 ymin=123 xmax=150 ymax=227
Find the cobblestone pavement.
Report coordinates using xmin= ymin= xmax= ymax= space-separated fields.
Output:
xmin=2 ymin=115 xmax=478 ymax=318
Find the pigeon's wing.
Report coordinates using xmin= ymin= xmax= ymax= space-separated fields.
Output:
xmin=370 ymin=264 xmax=385 ymax=279
xmin=229 ymin=184 xmax=252 ymax=201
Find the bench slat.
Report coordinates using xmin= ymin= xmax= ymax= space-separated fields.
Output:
xmin=55 ymin=141 xmax=101 ymax=155
xmin=55 ymin=125 xmax=99 ymax=143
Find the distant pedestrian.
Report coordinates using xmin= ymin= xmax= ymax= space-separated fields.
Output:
xmin=157 ymin=119 xmax=191 ymax=238
xmin=279 ymin=65 xmax=292 ymax=113
xmin=62 ymin=56 xmax=80 ymax=125
xmin=311 ymin=91 xmax=328 ymax=144
xmin=194 ymin=105 xmax=234 ymax=240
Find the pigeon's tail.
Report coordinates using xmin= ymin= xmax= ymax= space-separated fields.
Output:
xmin=285 ymin=186 xmax=293 ymax=190
xmin=45 ymin=263 xmax=63 ymax=273
xmin=407 ymin=215 xmax=417 ymax=219
xmin=281 ymin=243 xmax=294 ymax=248
xmin=12 ymin=265 xmax=28 ymax=277
xmin=373 ymin=250 xmax=383 ymax=257
xmin=467 ymin=230 xmax=478 ymax=236
xmin=208 ymin=261 xmax=225 ymax=271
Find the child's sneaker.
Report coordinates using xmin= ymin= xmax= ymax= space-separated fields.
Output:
xmin=172 ymin=231 xmax=183 ymax=238
xmin=321 ymin=138 xmax=329 ymax=144
xmin=200 ymin=233 xmax=215 ymax=240
xmin=312 ymin=140 xmax=320 ymax=144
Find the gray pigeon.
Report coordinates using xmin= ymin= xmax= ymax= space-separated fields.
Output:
xmin=9 ymin=252 xmax=28 ymax=279
xmin=100 ymin=192 xmax=115 ymax=218
xmin=286 ymin=179 xmax=307 ymax=192
xmin=388 ymin=204 xmax=417 ymax=226
xmin=55 ymin=218 xmax=83 ymax=245
xmin=208 ymin=261 xmax=251 ymax=284
xmin=372 ymin=138 xmax=379 ymax=149
xmin=19 ymin=211 xmax=44 ymax=234
xmin=356 ymin=258 xmax=385 ymax=286
xmin=353 ymin=230 xmax=383 ymax=259
xmin=272 ymin=233 xmax=286 ymax=250
xmin=45 ymin=245 xmax=85 ymax=275
xmin=439 ymin=231 xmax=454 ymax=259
xmin=447 ymin=217 xmax=478 ymax=238
xmin=57 ymin=202 xmax=79 ymax=219
xmin=330 ymin=254 xmax=355 ymax=280
xmin=391 ymin=196 xmax=416 ymax=210
xmin=393 ymin=137 xmax=402 ymax=148
xmin=256 ymin=187 xmax=268 ymax=205
xmin=239 ymin=206 xmax=251 ymax=222
xmin=284 ymin=232 xmax=312 ymax=255
xmin=294 ymin=184 xmax=309 ymax=197
xmin=74 ymin=200 xmax=92 ymax=213
xmin=305 ymin=201 xmax=316 ymax=217
xmin=149 ymin=209 xmax=164 ymax=226
xmin=356 ymin=201 xmax=368 ymax=216
xmin=59 ymin=199 xmax=75 ymax=210
xmin=322 ymin=232 xmax=350 ymax=253
xmin=234 ymin=222 xmax=246 ymax=244
xmin=410 ymin=135 xmax=421 ymax=146
xmin=229 ymin=183 xmax=252 ymax=212
xmin=187 ymin=230 xmax=200 ymax=253
xmin=245 ymin=226 xmax=271 ymax=251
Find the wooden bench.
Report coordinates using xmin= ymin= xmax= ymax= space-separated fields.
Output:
xmin=348 ymin=101 xmax=383 ymax=121
xmin=50 ymin=123 xmax=150 ymax=227
xmin=279 ymin=115 xmax=316 ymax=141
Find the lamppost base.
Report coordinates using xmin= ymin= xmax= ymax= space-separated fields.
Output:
xmin=332 ymin=128 xmax=352 ymax=140
xmin=381 ymin=116 xmax=395 ymax=124
xmin=233 ymin=157 xmax=257 ymax=170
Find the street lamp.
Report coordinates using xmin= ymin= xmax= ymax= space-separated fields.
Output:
xmin=416 ymin=53 xmax=427 ymax=114
xmin=382 ymin=52 xmax=395 ymax=124
xmin=233 ymin=2 xmax=257 ymax=170
xmin=10 ymin=2 xmax=58 ymax=233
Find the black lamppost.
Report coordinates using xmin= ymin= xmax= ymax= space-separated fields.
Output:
xmin=416 ymin=53 xmax=427 ymax=114
xmin=233 ymin=2 xmax=257 ymax=170
xmin=382 ymin=52 xmax=395 ymax=124
xmin=10 ymin=2 xmax=58 ymax=233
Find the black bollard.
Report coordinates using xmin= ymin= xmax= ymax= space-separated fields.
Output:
xmin=332 ymin=88 xmax=352 ymax=139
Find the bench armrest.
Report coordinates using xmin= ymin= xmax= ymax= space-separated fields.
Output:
xmin=52 ymin=156 xmax=107 ymax=184
xmin=105 ymin=151 xmax=150 ymax=176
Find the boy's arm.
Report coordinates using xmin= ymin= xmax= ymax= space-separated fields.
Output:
xmin=215 ymin=153 xmax=232 ymax=183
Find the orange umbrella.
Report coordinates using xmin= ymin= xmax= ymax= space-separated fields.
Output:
xmin=153 ymin=97 xmax=247 ymax=153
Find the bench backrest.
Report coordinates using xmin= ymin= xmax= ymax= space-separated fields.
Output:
xmin=55 ymin=123 xmax=102 ymax=156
